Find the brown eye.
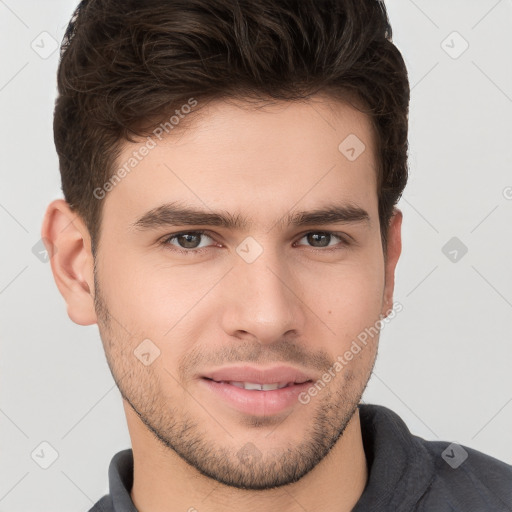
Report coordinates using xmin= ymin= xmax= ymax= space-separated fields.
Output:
xmin=306 ymin=232 xmax=331 ymax=247
xmin=163 ymin=231 xmax=215 ymax=252
xmin=176 ymin=233 xmax=202 ymax=249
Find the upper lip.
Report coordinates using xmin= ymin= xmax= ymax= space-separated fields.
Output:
xmin=201 ymin=365 xmax=314 ymax=385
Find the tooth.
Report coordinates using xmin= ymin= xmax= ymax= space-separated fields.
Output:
xmin=261 ymin=383 xmax=281 ymax=391
xmin=244 ymin=382 xmax=264 ymax=390
xmin=229 ymin=382 xmax=246 ymax=389
xmin=227 ymin=381 xmax=290 ymax=391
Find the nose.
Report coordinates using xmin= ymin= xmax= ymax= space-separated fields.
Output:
xmin=220 ymin=245 xmax=306 ymax=345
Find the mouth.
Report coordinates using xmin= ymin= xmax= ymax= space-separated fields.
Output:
xmin=200 ymin=364 xmax=315 ymax=386
xmin=197 ymin=366 xmax=315 ymax=416
xmin=201 ymin=378 xmax=312 ymax=391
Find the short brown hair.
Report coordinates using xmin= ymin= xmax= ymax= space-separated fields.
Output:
xmin=54 ymin=0 xmax=409 ymax=253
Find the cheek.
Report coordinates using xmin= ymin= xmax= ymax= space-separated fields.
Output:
xmin=98 ymin=243 xmax=213 ymax=330
xmin=306 ymin=257 xmax=385 ymax=314
xmin=302 ymin=258 xmax=385 ymax=357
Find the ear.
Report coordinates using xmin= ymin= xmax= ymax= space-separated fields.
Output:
xmin=381 ymin=208 xmax=402 ymax=317
xmin=41 ymin=199 xmax=98 ymax=326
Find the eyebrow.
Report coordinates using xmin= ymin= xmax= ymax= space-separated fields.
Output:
xmin=131 ymin=201 xmax=371 ymax=232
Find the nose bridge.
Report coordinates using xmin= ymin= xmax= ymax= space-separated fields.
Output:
xmin=224 ymin=240 xmax=304 ymax=342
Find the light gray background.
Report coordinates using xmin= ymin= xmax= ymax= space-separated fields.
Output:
xmin=1 ymin=1 xmax=511 ymax=511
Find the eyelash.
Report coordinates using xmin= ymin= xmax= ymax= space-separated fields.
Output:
xmin=160 ymin=230 xmax=352 ymax=256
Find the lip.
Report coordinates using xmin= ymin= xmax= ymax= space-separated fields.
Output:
xmin=198 ymin=365 xmax=315 ymax=416
xmin=199 ymin=378 xmax=312 ymax=416
xmin=200 ymin=365 xmax=314 ymax=385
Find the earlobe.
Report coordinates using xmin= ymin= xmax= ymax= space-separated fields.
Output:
xmin=41 ymin=199 xmax=98 ymax=326
xmin=381 ymin=208 xmax=402 ymax=317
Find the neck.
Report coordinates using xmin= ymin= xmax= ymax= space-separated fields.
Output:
xmin=127 ymin=404 xmax=368 ymax=512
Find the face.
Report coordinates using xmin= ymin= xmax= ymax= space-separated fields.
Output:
xmin=92 ymin=96 xmax=400 ymax=489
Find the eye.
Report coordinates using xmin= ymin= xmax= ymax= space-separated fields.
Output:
xmin=295 ymin=231 xmax=351 ymax=251
xmin=162 ymin=230 xmax=216 ymax=254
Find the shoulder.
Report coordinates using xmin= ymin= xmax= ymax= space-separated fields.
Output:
xmin=417 ymin=437 xmax=512 ymax=510
xmin=358 ymin=404 xmax=512 ymax=511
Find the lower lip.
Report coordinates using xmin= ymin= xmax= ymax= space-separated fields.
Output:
xmin=200 ymin=378 xmax=312 ymax=416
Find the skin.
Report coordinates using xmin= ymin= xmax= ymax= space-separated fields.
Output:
xmin=42 ymin=95 xmax=402 ymax=512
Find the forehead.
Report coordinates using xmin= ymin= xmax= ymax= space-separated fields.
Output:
xmin=102 ymin=95 xmax=379 ymax=232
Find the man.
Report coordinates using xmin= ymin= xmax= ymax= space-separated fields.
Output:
xmin=42 ymin=0 xmax=512 ymax=510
